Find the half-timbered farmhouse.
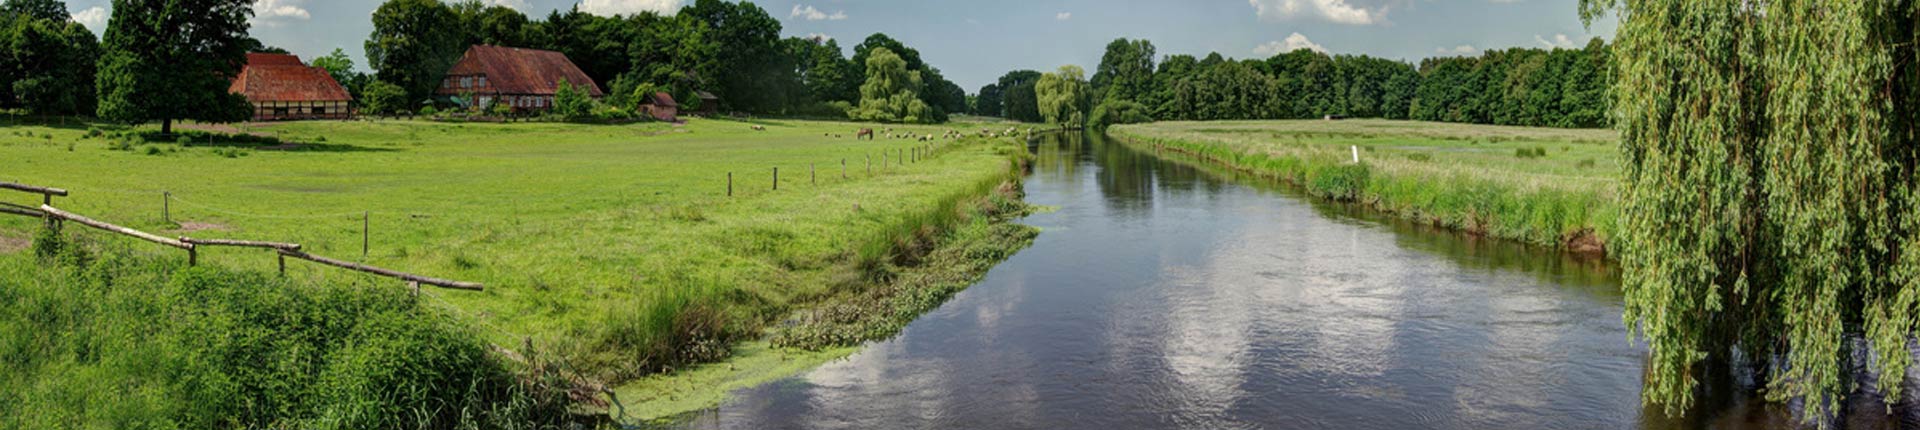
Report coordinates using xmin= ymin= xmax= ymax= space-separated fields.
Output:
xmin=228 ymin=53 xmax=352 ymax=121
xmin=437 ymin=45 xmax=603 ymax=112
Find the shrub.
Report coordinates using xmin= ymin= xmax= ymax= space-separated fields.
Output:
xmin=1088 ymin=99 xmax=1152 ymax=131
xmin=143 ymin=145 xmax=161 ymax=155
xmin=0 ymin=237 xmax=577 ymax=429
xmin=418 ymin=106 xmax=440 ymax=117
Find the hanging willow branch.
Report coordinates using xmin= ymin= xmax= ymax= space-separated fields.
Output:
xmin=1588 ymin=0 xmax=1920 ymax=426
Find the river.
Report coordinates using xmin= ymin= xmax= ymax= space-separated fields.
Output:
xmin=669 ymin=132 xmax=1920 ymax=429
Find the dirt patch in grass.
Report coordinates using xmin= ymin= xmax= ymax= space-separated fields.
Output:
xmin=0 ymin=233 xmax=27 ymax=254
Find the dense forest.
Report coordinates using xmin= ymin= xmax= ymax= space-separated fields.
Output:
xmin=1 ymin=0 xmax=1609 ymax=128
xmin=985 ymin=38 xmax=1612 ymax=130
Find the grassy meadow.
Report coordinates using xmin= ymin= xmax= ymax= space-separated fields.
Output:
xmin=0 ymin=116 xmax=1034 ymax=422
xmin=1110 ymin=120 xmax=1619 ymax=253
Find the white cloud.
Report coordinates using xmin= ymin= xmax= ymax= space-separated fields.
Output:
xmin=252 ymin=0 xmax=310 ymax=27
xmin=477 ymin=0 xmax=529 ymax=10
xmin=71 ymin=6 xmax=107 ymax=33
xmin=804 ymin=33 xmax=832 ymax=42
xmin=1056 ymin=12 xmax=1072 ymax=21
xmin=1436 ymin=44 xmax=1478 ymax=55
xmin=1248 ymin=0 xmax=1387 ymax=25
xmin=579 ymin=0 xmax=685 ymax=16
xmin=1253 ymin=32 xmax=1325 ymax=56
xmin=790 ymin=4 xmax=847 ymax=21
xmin=1534 ymin=33 xmax=1577 ymax=48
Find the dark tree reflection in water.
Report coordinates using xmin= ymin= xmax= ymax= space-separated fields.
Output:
xmin=664 ymin=132 xmax=1920 ymax=430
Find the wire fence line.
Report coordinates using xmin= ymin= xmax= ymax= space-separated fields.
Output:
xmin=0 ymin=180 xmax=485 ymax=291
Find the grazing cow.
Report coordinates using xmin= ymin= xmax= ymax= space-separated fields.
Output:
xmin=752 ymin=125 xmax=766 ymax=131
xmin=856 ymin=128 xmax=875 ymax=140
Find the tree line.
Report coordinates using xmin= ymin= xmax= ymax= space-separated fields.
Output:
xmin=354 ymin=0 xmax=967 ymax=121
xmin=975 ymin=37 xmax=1611 ymax=130
xmin=0 ymin=0 xmax=974 ymax=128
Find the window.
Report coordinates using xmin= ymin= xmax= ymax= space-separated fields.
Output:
xmin=313 ymin=107 xmax=327 ymax=115
xmin=461 ymin=77 xmax=472 ymax=88
xmin=274 ymin=108 xmax=289 ymax=116
xmin=478 ymin=77 xmax=488 ymax=87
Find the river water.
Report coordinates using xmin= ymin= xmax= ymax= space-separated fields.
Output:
xmin=671 ymin=132 xmax=1920 ymax=429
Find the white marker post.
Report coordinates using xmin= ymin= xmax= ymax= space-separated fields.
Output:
xmin=1351 ymin=145 xmax=1360 ymax=164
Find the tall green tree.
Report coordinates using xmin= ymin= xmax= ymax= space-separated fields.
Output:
xmin=1091 ymin=38 xmax=1156 ymax=104
xmin=1 ymin=0 xmax=98 ymax=115
xmin=1035 ymin=65 xmax=1088 ymax=126
xmin=626 ymin=11 xmax=714 ymax=110
xmin=1583 ymin=0 xmax=1920 ymax=424
xmin=847 ymin=47 xmax=930 ymax=123
xmin=853 ymin=33 xmax=957 ymax=121
xmin=96 ymin=0 xmax=253 ymax=134
xmin=365 ymin=0 xmax=463 ymax=103
xmin=1 ymin=0 xmax=65 ymax=21
xmin=996 ymin=70 xmax=1043 ymax=122
xmin=683 ymin=0 xmax=790 ymax=113
xmin=974 ymin=83 xmax=1002 ymax=117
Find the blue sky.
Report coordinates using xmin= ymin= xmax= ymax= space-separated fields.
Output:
xmin=60 ymin=0 xmax=1615 ymax=91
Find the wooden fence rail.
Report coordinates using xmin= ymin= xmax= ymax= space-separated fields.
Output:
xmin=278 ymin=250 xmax=484 ymax=291
xmin=0 ymin=202 xmax=42 ymax=218
xmin=1 ymin=180 xmax=482 ymax=292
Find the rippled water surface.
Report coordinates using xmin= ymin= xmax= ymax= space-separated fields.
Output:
xmin=672 ymin=132 xmax=1920 ymax=429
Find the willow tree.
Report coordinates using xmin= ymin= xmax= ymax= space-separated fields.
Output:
xmin=1582 ymin=0 xmax=1920 ymax=424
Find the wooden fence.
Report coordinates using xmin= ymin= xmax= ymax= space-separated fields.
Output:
xmin=0 ymin=181 xmax=481 ymax=291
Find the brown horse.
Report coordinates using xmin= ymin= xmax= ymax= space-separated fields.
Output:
xmin=856 ymin=128 xmax=875 ymax=140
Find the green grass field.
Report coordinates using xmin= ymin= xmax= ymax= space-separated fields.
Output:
xmin=1111 ymin=120 xmax=1619 ymax=253
xmin=0 ymin=116 xmax=1029 ymax=390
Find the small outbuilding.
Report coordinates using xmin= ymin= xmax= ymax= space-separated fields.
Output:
xmin=640 ymin=92 xmax=678 ymax=122
xmin=694 ymin=91 xmax=719 ymax=116
xmin=229 ymin=53 xmax=352 ymax=121
xmin=437 ymin=45 xmax=603 ymax=112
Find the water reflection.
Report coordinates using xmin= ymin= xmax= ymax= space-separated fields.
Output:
xmin=669 ymin=132 xmax=1920 ymax=429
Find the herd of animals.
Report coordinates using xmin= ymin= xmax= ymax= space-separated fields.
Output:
xmin=804 ymin=126 xmax=1031 ymax=141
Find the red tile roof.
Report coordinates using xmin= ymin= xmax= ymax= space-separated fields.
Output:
xmin=228 ymin=53 xmax=351 ymax=103
xmin=645 ymin=92 xmax=677 ymax=107
xmin=443 ymin=45 xmax=603 ymax=97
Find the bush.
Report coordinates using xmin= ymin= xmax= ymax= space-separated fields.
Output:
xmin=0 ymin=237 xmax=577 ymax=429
xmin=554 ymin=79 xmax=594 ymax=120
xmin=1089 ymin=99 xmax=1152 ymax=131
xmin=359 ymin=80 xmax=408 ymax=116
xmin=418 ymin=106 xmax=440 ymax=117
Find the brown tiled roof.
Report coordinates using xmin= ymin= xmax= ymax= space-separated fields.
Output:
xmin=229 ymin=53 xmax=351 ymax=103
xmin=444 ymin=45 xmax=603 ymax=97
xmin=645 ymin=92 xmax=677 ymax=107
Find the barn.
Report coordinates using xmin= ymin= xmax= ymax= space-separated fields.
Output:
xmin=228 ymin=53 xmax=352 ymax=121
xmin=437 ymin=45 xmax=603 ymax=112
xmin=640 ymin=92 xmax=678 ymax=122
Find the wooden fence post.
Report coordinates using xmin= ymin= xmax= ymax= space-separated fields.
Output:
xmin=811 ymin=164 xmax=816 ymax=185
xmin=728 ymin=172 xmax=733 ymax=197
xmin=362 ymin=211 xmax=369 ymax=259
xmin=163 ymin=191 xmax=170 ymax=224
xmin=773 ymin=167 xmax=779 ymax=191
xmin=842 ymin=159 xmax=847 ymax=179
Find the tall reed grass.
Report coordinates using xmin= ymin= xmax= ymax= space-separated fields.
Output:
xmin=0 ymin=229 xmax=577 ymax=429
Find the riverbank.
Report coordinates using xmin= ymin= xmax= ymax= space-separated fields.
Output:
xmin=0 ymin=117 xmax=1035 ymax=425
xmin=1109 ymin=120 xmax=1618 ymax=256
